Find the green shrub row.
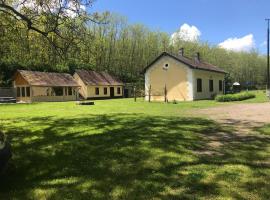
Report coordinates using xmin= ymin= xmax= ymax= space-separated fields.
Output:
xmin=215 ymin=92 xmax=256 ymax=102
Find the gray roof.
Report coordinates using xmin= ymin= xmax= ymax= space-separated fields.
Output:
xmin=75 ymin=70 xmax=124 ymax=86
xmin=16 ymin=70 xmax=80 ymax=87
xmin=144 ymin=52 xmax=226 ymax=74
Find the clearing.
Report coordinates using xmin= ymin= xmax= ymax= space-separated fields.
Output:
xmin=0 ymin=92 xmax=269 ymax=200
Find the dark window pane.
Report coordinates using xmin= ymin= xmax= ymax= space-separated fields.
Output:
xmin=117 ymin=87 xmax=121 ymax=94
xmin=219 ymin=80 xmax=223 ymax=91
xmin=22 ymin=87 xmax=25 ymax=97
xmin=197 ymin=79 xmax=202 ymax=92
xmin=209 ymin=80 xmax=213 ymax=92
xmin=104 ymin=87 xmax=107 ymax=95
xmin=53 ymin=87 xmax=63 ymax=96
xmin=68 ymin=87 xmax=72 ymax=95
xmin=17 ymin=87 xmax=21 ymax=97
xmin=95 ymin=87 xmax=99 ymax=95
xmin=26 ymin=87 xmax=30 ymax=97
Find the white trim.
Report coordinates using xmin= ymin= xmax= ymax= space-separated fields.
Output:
xmin=145 ymin=69 xmax=150 ymax=101
xmin=187 ymin=68 xmax=194 ymax=101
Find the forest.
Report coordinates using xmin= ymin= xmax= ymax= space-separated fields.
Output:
xmin=0 ymin=0 xmax=267 ymax=88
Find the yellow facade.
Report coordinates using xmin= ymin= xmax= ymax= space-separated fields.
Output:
xmin=145 ymin=55 xmax=225 ymax=101
xmin=145 ymin=56 xmax=191 ymax=101
xmin=74 ymin=73 xmax=123 ymax=99
xmin=73 ymin=73 xmax=88 ymax=98
xmin=86 ymin=86 xmax=123 ymax=98
xmin=192 ymin=70 xmax=225 ymax=100
xmin=14 ymin=73 xmax=79 ymax=103
xmin=15 ymin=86 xmax=79 ymax=103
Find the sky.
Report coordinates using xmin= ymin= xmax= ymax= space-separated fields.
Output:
xmin=91 ymin=0 xmax=270 ymax=54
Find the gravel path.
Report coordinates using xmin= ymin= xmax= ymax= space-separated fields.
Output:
xmin=198 ymin=103 xmax=270 ymax=131
xmin=195 ymin=102 xmax=270 ymax=156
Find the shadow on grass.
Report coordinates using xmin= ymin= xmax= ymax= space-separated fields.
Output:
xmin=0 ymin=114 xmax=269 ymax=199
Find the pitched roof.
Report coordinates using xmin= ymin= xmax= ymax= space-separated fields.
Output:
xmin=15 ymin=70 xmax=80 ymax=87
xmin=143 ymin=52 xmax=226 ymax=74
xmin=75 ymin=70 xmax=124 ymax=86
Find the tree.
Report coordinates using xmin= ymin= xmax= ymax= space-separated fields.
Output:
xmin=0 ymin=0 xmax=107 ymax=56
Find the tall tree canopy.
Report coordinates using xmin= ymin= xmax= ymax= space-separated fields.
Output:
xmin=0 ymin=0 xmax=108 ymax=55
xmin=0 ymin=4 xmax=267 ymax=88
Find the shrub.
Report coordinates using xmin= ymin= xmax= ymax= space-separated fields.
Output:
xmin=215 ymin=92 xmax=256 ymax=102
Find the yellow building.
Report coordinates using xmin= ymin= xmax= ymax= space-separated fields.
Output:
xmin=73 ymin=70 xmax=124 ymax=99
xmin=13 ymin=70 xmax=80 ymax=103
xmin=144 ymin=48 xmax=226 ymax=101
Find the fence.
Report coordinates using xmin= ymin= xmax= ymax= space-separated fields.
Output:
xmin=0 ymin=87 xmax=16 ymax=97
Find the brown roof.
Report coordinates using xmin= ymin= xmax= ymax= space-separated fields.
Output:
xmin=16 ymin=70 xmax=80 ymax=87
xmin=75 ymin=70 xmax=124 ymax=86
xmin=143 ymin=52 xmax=226 ymax=74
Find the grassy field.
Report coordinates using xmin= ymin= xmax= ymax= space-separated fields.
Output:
xmin=0 ymin=91 xmax=269 ymax=200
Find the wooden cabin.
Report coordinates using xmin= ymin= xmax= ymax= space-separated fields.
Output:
xmin=73 ymin=70 xmax=124 ymax=99
xmin=13 ymin=70 xmax=80 ymax=103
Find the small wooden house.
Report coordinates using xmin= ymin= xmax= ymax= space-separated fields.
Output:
xmin=13 ymin=70 xmax=80 ymax=103
xmin=73 ymin=70 xmax=124 ymax=99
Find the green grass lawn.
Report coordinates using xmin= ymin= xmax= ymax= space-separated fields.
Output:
xmin=0 ymin=93 xmax=269 ymax=200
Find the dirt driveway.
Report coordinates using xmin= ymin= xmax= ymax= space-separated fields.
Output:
xmin=194 ymin=102 xmax=270 ymax=156
xmin=197 ymin=102 xmax=270 ymax=133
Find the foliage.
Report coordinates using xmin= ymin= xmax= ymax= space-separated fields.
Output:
xmin=0 ymin=9 xmax=267 ymax=86
xmin=0 ymin=0 xmax=105 ymax=54
xmin=0 ymin=99 xmax=269 ymax=199
xmin=215 ymin=92 xmax=256 ymax=102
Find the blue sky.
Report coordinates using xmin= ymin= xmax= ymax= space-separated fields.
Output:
xmin=92 ymin=0 xmax=269 ymax=53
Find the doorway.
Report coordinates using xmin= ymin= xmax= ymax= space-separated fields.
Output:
xmin=110 ymin=87 xmax=114 ymax=98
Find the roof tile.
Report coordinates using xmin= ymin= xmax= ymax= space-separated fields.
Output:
xmin=144 ymin=52 xmax=226 ymax=74
xmin=75 ymin=70 xmax=123 ymax=86
xmin=16 ymin=70 xmax=79 ymax=87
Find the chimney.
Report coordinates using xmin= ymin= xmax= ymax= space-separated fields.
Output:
xmin=194 ymin=52 xmax=200 ymax=63
xmin=178 ymin=48 xmax=184 ymax=56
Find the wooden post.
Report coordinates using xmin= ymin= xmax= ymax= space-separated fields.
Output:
xmin=164 ymin=85 xmax=167 ymax=103
xmin=148 ymin=85 xmax=151 ymax=102
xmin=30 ymin=86 xmax=32 ymax=102
xmin=134 ymin=86 xmax=137 ymax=102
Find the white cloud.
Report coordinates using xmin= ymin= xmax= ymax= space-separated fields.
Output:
xmin=171 ymin=23 xmax=201 ymax=43
xmin=218 ymin=34 xmax=255 ymax=52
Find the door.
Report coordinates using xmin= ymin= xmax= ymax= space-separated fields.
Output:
xmin=110 ymin=87 xmax=114 ymax=98
xmin=124 ymin=89 xmax=129 ymax=98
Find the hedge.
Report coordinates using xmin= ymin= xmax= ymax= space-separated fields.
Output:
xmin=215 ymin=92 xmax=256 ymax=102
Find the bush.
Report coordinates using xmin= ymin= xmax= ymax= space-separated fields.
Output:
xmin=215 ymin=92 xmax=256 ymax=102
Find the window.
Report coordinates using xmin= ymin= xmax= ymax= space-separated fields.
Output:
xmin=95 ymin=87 xmax=99 ymax=95
xmin=117 ymin=87 xmax=121 ymax=94
xmin=163 ymin=63 xmax=169 ymax=70
xmin=52 ymin=87 xmax=63 ymax=96
xmin=209 ymin=80 xmax=214 ymax=92
xmin=219 ymin=80 xmax=223 ymax=92
xmin=68 ymin=87 xmax=72 ymax=96
xmin=104 ymin=87 xmax=108 ymax=95
xmin=197 ymin=79 xmax=202 ymax=92
xmin=17 ymin=87 xmax=21 ymax=97
xmin=26 ymin=87 xmax=30 ymax=97
xmin=21 ymin=87 xmax=25 ymax=97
